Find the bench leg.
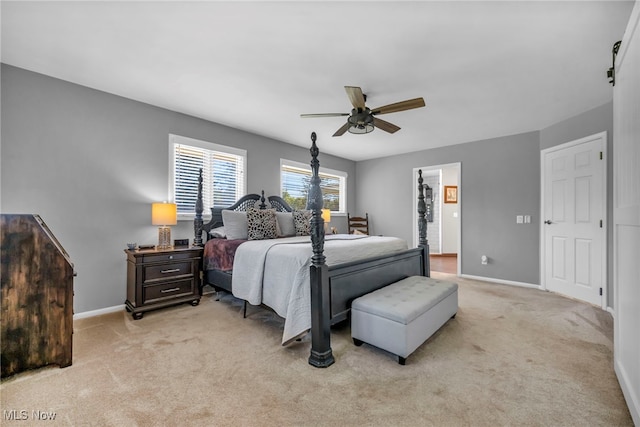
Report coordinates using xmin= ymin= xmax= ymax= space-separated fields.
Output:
xmin=353 ymin=338 xmax=364 ymax=347
xmin=398 ymin=356 xmax=407 ymax=365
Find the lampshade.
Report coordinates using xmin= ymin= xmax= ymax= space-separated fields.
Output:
xmin=151 ymin=202 xmax=177 ymax=226
xmin=321 ymin=209 xmax=331 ymax=223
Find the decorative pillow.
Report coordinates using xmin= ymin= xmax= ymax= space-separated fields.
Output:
xmin=247 ymin=208 xmax=277 ymax=240
xmin=221 ymin=210 xmax=248 ymax=240
xmin=275 ymin=212 xmax=296 ymax=237
xmin=292 ymin=210 xmax=312 ymax=236
xmin=209 ymin=226 xmax=226 ymax=239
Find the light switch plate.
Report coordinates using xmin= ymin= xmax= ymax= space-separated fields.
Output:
xmin=516 ymin=215 xmax=524 ymax=224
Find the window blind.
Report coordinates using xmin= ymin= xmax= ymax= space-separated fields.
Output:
xmin=173 ymin=143 xmax=245 ymax=214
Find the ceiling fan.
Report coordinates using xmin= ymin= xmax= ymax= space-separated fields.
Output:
xmin=301 ymin=86 xmax=426 ymax=137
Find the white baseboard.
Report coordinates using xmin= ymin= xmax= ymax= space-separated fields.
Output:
xmin=459 ymin=274 xmax=539 ymax=289
xmin=74 ymin=304 xmax=124 ymax=320
xmin=615 ymin=359 xmax=640 ymax=426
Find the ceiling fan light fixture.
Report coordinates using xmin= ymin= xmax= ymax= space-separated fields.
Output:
xmin=347 ymin=109 xmax=374 ymax=134
xmin=348 ymin=123 xmax=375 ymax=134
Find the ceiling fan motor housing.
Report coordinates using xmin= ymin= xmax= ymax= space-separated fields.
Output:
xmin=348 ymin=108 xmax=373 ymax=130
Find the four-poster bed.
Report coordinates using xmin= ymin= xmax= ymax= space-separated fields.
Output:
xmin=194 ymin=132 xmax=430 ymax=367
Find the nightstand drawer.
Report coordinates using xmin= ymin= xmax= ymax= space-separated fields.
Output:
xmin=144 ymin=261 xmax=192 ymax=282
xmin=143 ymin=252 xmax=194 ymax=263
xmin=143 ymin=278 xmax=194 ymax=304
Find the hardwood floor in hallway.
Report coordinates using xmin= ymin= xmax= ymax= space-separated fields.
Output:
xmin=430 ymin=255 xmax=457 ymax=274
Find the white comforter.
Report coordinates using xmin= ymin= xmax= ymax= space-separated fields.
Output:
xmin=231 ymin=234 xmax=408 ymax=345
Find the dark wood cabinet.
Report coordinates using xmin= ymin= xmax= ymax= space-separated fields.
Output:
xmin=125 ymin=246 xmax=202 ymax=319
xmin=1 ymin=214 xmax=74 ymax=378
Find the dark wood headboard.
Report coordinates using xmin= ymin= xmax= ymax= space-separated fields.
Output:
xmin=193 ymin=169 xmax=293 ymax=245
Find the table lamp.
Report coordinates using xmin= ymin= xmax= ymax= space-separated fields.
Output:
xmin=152 ymin=202 xmax=177 ymax=249
xmin=321 ymin=209 xmax=331 ymax=233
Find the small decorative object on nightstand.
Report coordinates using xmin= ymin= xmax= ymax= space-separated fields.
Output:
xmin=174 ymin=238 xmax=189 ymax=247
xmin=125 ymin=246 xmax=202 ymax=319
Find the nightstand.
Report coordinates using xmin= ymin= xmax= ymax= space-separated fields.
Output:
xmin=125 ymin=246 xmax=202 ymax=319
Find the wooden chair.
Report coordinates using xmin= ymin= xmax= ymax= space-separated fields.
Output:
xmin=347 ymin=213 xmax=369 ymax=235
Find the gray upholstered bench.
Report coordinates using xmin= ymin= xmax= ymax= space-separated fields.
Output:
xmin=351 ymin=276 xmax=458 ymax=365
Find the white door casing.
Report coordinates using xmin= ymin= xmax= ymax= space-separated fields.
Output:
xmin=413 ymin=163 xmax=461 ymax=275
xmin=541 ymin=132 xmax=606 ymax=308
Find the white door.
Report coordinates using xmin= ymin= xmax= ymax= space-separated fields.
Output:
xmin=542 ymin=133 xmax=606 ymax=307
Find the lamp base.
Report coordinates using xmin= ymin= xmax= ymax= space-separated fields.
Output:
xmin=157 ymin=226 xmax=172 ymax=249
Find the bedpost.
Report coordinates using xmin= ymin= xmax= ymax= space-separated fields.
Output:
xmin=194 ymin=168 xmax=204 ymax=247
xmin=417 ymin=169 xmax=431 ymax=277
xmin=259 ymin=191 xmax=267 ymax=209
xmin=307 ymin=132 xmax=334 ymax=368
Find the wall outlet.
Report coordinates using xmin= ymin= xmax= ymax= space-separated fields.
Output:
xmin=481 ymin=255 xmax=488 ymax=265
xmin=524 ymin=215 xmax=531 ymax=224
xmin=516 ymin=215 xmax=524 ymax=224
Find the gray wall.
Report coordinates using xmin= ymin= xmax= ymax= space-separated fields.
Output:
xmin=539 ymin=101 xmax=614 ymax=307
xmin=356 ymin=132 xmax=541 ymax=285
xmin=1 ymin=64 xmax=356 ymax=314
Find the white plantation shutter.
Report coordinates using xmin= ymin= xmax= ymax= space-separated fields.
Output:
xmin=170 ymin=135 xmax=246 ymax=216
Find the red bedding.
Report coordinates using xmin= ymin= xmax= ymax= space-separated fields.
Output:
xmin=203 ymin=239 xmax=246 ymax=272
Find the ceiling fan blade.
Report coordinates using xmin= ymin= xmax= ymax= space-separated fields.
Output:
xmin=373 ymin=117 xmax=401 ymax=134
xmin=333 ymin=122 xmax=350 ymax=137
xmin=371 ymin=97 xmax=425 ymax=115
xmin=344 ymin=86 xmax=366 ymax=110
xmin=300 ymin=113 xmax=350 ymax=118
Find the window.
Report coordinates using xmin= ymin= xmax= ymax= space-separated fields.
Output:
xmin=280 ymin=159 xmax=347 ymax=213
xmin=169 ymin=134 xmax=246 ymax=218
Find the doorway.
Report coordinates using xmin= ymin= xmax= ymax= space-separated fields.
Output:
xmin=540 ymin=132 xmax=607 ymax=308
xmin=413 ymin=163 xmax=461 ymax=275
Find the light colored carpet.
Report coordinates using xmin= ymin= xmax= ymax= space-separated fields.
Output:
xmin=1 ymin=272 xmax=632 ymax=426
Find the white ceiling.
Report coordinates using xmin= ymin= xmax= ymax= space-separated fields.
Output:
xmin=1 ymin=1 xmax=633 ymax=161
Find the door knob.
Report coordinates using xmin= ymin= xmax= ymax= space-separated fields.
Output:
xmin=544 ymin=220 xmax=552 ymax=224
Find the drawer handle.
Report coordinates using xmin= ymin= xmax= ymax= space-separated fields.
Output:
xmin=161 ymin=287 xmax=180 ymax=293
xmin=160 ymin=268 xmax=181 ymax=274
